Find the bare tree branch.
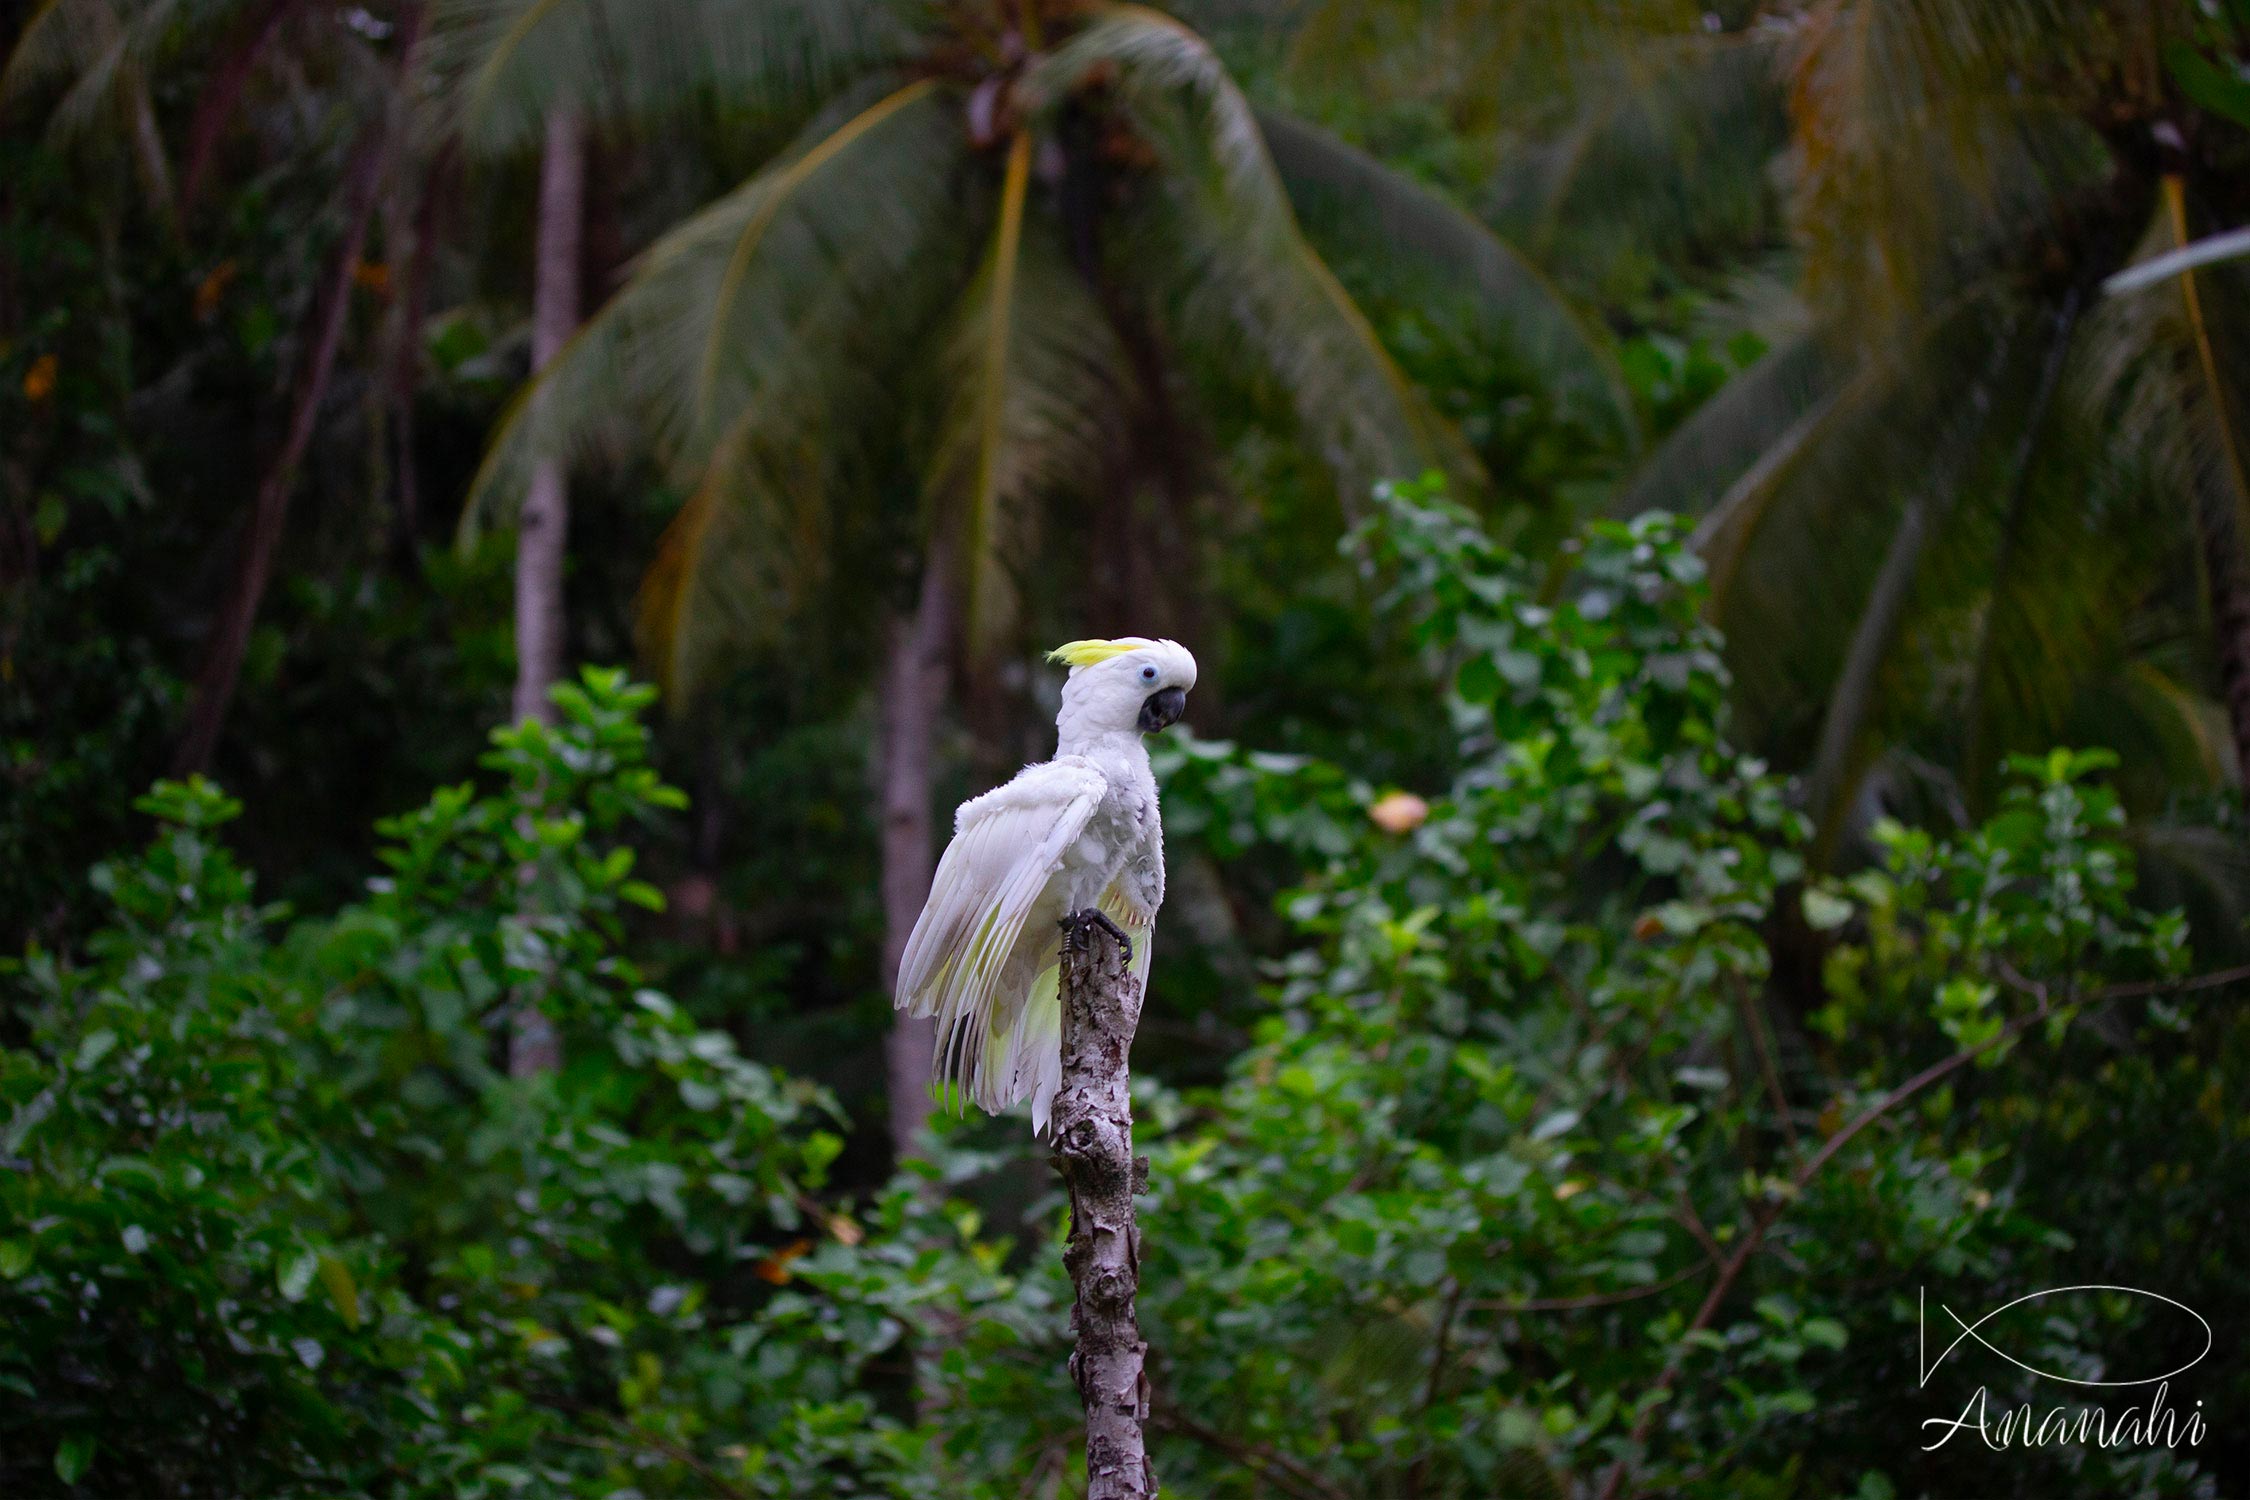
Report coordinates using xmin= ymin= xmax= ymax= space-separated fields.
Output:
xmin=1053 ymin=913 xmax=1155 ymax=1500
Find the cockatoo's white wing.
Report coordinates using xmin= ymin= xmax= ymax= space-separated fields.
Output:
xmin=896 ymin=759 xmax=1108 ymax=1116
xmin=1015 ymin=870 xmax=1156 ymax=1136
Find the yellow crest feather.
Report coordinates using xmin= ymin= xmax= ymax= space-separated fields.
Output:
xmin=1046 ymin=639 xmax=1136 ymax=669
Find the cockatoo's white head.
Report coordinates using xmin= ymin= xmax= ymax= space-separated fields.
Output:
xmin=1047 ymin=637 xmax=1198 ymax=745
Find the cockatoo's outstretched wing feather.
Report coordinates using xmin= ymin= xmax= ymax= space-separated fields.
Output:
xmin=897 ymin=761 xmax=1106 ymax=1117
xmin=1017 ymin=876 xmax=1154 ymax=1136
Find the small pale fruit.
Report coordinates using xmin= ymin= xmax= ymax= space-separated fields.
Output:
xmin=1368 ymin=791 xmax=1430 ymax=834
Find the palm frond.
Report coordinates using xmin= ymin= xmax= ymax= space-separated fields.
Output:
xmin=1616 ymin=327 xmax=1828 ymax=513
xmin=924 ymin=146 xmax=1134 ymax=657
xmin=635 ymin=405 xmax=841 ymax=702
xmin=1784 ymin=0 xmax=2108 ymax=328
xmin=1253 ymin=107 xmax=1637 ymax=450
xmin=957 ymin=129 xmax=1034 ymax=656
xmin=458 ymin=77 xmax=963 ymax=540
xmin=1652 ymin=290 xmax=2022 ymax=762
xmin=2 ymin=0 xmax=238 ymax=211
xmin=1282 ymin=0 xmax=1704 ymax=127
xmin=4 ymin=0 xmax=121 ymax=104
xmin=1042 ymin=3 xmax=1479 ymax=502
xmin=1491 ymin=29 xmax=1785 ymax=295
xmin=431 ymin=0 xmax=908 ymax=153
xmin=2132 ymin=810 xmax=2250 ymax=964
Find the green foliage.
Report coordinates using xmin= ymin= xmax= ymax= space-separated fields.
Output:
xmin=3 ymin=496 xmax=2238 ymax=1496
xmin=9 ymin=2 xmax=2250 ymax=1490
xmin=0 ymin=670 xmax=941 ymax=1497
xmin=0 ymin=135 xmax=181 ymax=948
xmin=871 ymin=483 xmax=2214 ymax=1497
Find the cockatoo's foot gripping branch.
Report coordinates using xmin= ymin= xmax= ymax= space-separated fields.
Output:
xmin=1052 ymin=914 xmax=1156 ymax=1499
xmin=1060 ymin=907 xmax=1135 ymax=965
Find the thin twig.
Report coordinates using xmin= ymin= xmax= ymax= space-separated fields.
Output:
xmin=545 ymin=1428 xmax=748 ymax=1500
xmin=1404 ymin=1277 xmax=1466 ymax=1497
xmin=1737 ymin=976 xmax=1799 ymax=1156
xmin=1152 ymin=1406 xmax=1349 ymax=1500
xmin=1671 ymin=1189 xmax=1726 ymax=1269
xmin=1471 ymin=1261 xmax=1704 ymax=1316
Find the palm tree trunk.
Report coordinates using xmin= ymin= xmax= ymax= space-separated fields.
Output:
xmin=2165 ymin=175 xmax=2250 ymax=786
xmin=881 ymin=539 xmax=955 ymax=1160
xmin=2191 ymin=491 xmax=2250 ymax=785
xmin=171 ymin=6 xmax=424 ymax=774
xmin=506 ymin=108 xmax=585 ymax=1081
xmin=510 ymin=108 xmax=583 ymax=730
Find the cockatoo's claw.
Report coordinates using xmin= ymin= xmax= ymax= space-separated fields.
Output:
xmin=1059 ymin=908 xmax=1134 ymax=964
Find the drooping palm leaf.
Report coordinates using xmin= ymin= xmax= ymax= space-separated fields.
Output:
xmin=1797 ymin=307 xmax=2025 ymax=849
xmin=1784 ymin=0 xmax=2109 ymax=329
xmin=1 ymin=0 xmax=223 ymax=209
xmin=953 ymin=128 xmax=1035 ymax=657
xmin=2082 ymin=176 xmax=2250 ymax=784
xmin=922 ymin=134 xmax=1135 ymax=657
xmin=430 ymin=0 xmax=908 ymax=152
xmin=1490 ymin=28 xmax=1784 ymax=289
xmin=459 ymin=77 xmax=964 ymax=536
xmin=1657 ymin=291 xmax=2023 ymax=762
xmin=1252 ymin=107 xmax=1637 ymax=450
xmin=635 ymin=400 xmax=847 ymax=700
xmin=1042 ymin=3 xmax=1477 ymax=502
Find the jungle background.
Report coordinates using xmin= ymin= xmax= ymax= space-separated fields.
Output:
xmin=6 ymin=1 xmax=2250 ymax=1496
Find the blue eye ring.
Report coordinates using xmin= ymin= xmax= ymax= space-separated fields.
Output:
xmin=1139 ymin=665 xmax=1158 ymax=681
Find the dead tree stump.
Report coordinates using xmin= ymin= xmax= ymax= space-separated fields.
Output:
xmin=1052 ymin=911 xmax=1155 ymax=1499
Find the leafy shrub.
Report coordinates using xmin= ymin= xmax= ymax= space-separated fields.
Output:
xmin=887 ymin=479 xmax=2214 ymax=1499
xmin=4 ymin=492 xmax=2232 ymax=1499
xmin=1 ymin=672 xmax=938 ymax=1497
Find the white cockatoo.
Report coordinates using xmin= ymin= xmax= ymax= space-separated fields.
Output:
xmin=895 ymin=636 xmax=1197 ymax=1134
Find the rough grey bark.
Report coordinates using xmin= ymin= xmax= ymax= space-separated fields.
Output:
xmin=880 ymin=542 xmax=955 ymax=1159
xmin=507 ymin=106 xmax=583 ymax=1080
xmin=1053 ymin=915 xmax=1155 ymax=1500
xmin=510 ymin=106 xmax=583 ymax=731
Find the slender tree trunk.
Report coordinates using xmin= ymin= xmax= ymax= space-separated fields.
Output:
xmin=2165 ymin=175 xmax=2250 ymax=786
xmin=505 ymin=109 xmax=585 ymax=1080
xmin=387 ymin=143 xmax=452 ymax=568
xmin=510 ymin=107 xmax=583 ymax=730
xmin=180 ymin=0 xmax=302 ymax=212
xmin=172 ymin=7 xmax=423 ymax=774
xmin=881 ymin=540 xmax=955 ymax=1160
xmin=1053 ymin=916 xmax=1154 ymax=1500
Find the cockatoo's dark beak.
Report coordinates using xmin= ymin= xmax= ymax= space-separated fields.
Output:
xmin=1138 ymin=687 xmax=1186 ymax=733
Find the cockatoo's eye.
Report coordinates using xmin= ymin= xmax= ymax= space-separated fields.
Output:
xmin=1139 ymin=665 xmax=1157 ymax=682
